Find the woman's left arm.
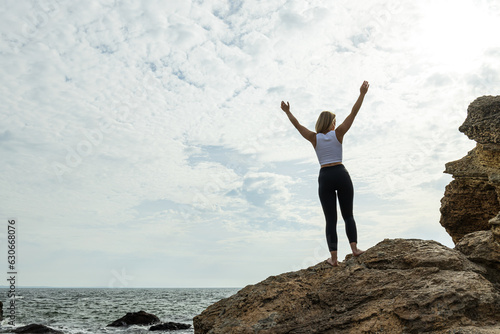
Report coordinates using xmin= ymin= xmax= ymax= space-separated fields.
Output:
xmin=281 ymin=101 xmax=316 ymax=147
xmin=336 ymin=81 xmax=369 ymax=141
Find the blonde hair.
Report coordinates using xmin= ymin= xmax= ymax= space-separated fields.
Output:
xmin=315 ymin=111 xmax=336 ymax=134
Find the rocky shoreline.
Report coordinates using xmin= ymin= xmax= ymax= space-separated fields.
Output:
xmin=194 ymin=96 xmax=500 ymax=334
xmin=7 ymin=311 xmax=191 ymax=334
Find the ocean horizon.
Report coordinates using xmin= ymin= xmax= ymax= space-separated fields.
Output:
xmin=0 ymin=287 xmax=241 ymax=333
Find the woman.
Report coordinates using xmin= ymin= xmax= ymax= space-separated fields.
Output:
xmin=280 ymin=80 xmax=369 ymax=267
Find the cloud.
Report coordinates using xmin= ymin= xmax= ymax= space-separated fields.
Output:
xmin=1 ymin=0 xmax=499 ymax=287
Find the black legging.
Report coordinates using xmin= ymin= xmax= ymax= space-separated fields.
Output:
xmin=318 ymin=164 xmax=358 ymax=251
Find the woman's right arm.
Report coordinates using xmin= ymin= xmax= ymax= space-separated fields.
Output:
xmin=281 ymin=101 xmax=316 ymax=147
xmin=335 ymin=81 xmax=369 ymax=142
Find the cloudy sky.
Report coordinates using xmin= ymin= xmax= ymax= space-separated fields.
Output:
xmin=1 ymin=0 xmax=499 ymax=288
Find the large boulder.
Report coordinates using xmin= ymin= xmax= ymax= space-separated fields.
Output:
xmin=440 ymin=96 xmax=500 ymax=244
xmin=194 ymin=239 xmax=500 ymax=334
xmin=107 ymin=310 xmax=160 ymax=327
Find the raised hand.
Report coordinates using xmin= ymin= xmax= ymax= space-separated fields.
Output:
xmin=281 ymin=101 xmax=290 ymax=113
xmin=360 ymin=81 xmax=369 ymax=95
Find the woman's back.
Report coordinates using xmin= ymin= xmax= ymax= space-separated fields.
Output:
xmin=315 ymin=130 xmax=342 ymax=166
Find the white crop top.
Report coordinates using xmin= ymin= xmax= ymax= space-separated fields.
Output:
xmin=315 ymin=130 xmax=342 ymax=165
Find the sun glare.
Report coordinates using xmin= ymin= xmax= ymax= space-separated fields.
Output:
xmin=415 ymin=1 xmax=498 ymax=71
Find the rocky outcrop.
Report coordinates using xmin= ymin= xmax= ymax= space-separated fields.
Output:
xmin=458 ymin=96 xmax=500 ymax=144
xmin=193 ymin=96 xmax=500 ymax=334
xmin=440 ymin=178 xmax=499 ymax=243
xmin=12 ymin=324 xmax=64 ymax=333
xmin=107 ymin=310 xmax=160 ymax=327
xmin=194 ymin=239 xmax=500 ymax=334
xmin=440 ymin=96 xmax=500 ymax=244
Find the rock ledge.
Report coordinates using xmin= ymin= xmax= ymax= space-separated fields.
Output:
xmin=194 ymin=239 xmax=500 ymax=334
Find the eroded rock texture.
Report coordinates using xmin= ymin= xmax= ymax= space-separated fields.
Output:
xmin=440 ymin=96 xmax=500 ymax=244
xmin=458 ymin=96 xmax=500 ymax=144
xmin=456 ymin=230 xmax=500 ymax=277
xmin=490 ymin=213 xmax=500 ymax=243
xmin=194 ymin=239 xmax=500 ymax=334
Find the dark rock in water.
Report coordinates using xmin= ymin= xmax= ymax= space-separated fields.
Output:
xmin=194 ymin=239 xmax=500 ymax=334
xmin=0 ymin=300 xmax=2 ymax=321
xmin=13 ymin=323 xmax=64 ymax=333
xmin=107 ymin=310 xmax=160 ymax=327
xmin=149 ymin=322 xmax=191 ymax=331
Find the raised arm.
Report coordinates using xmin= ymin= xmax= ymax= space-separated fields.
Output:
xmin=335 ymin=81 xmax=369 ymax=142
xmin=280 ymin=101 xmax=316 ymax=147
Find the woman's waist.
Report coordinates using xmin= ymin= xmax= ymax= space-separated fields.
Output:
xmin=320 ymin=162 xmax=343 ymax=168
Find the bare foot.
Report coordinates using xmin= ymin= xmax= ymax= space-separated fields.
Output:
xmin=326 ymin=257 xmax=338 ymax=267
xmin=352 ymin=249 xmax=365 ymax=257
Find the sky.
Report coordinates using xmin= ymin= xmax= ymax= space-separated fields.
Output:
xmin=1 ymin=0 xmax=499 ymax=288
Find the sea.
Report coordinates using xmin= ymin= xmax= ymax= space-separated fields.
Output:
xmin=0 ymin=288 xmax=240 ymax=334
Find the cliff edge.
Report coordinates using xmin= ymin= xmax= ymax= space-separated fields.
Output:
xmin=194 ymin=96 xmax=500 ymax=334
xmin=440 ymin=96 xmax=500 ymax=244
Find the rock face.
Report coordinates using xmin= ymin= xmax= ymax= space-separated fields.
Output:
xmin=455 ymin=230 xmax=500 ymax=286
xmin=490 ymin=213 xmax=500 ymax=243
xmin=107 ymin=310 xmax=160 ymax=327
xmin=458 ymin=96 xmax=500 ymax=144
xmin=194 ymin=239 xmax=500 ymax=334
xmin=440 ymin=96 xmax=500 ymax=244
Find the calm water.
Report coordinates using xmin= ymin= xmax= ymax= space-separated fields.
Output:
xmin=0 ymin=288 xmax=240 ymax=334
